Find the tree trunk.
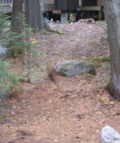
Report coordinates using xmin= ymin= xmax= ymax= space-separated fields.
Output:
xmin=11 ymin=0 xmax=23 ymax=33
xmin=25 ymin=0 xmax=44 ymax=30
xmin=104 ymin=0 xmax=120 ymax=100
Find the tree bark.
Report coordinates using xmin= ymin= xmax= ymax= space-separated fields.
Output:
xmin=25 ymin=0 xmax=44 ymax=30
xmin=104 ymin=0 xmax=120 ymax=100
xmin=11 ymin=0 xmax=23 ymax=33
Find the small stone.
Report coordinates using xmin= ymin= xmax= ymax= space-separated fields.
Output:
xmin=100 ymin=126 xmax=120 ymax=143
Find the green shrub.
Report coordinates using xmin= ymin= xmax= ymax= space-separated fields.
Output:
xmin=0 ymin=14 xmax=10 ymax=33
xmin=0 ymin=60 xmax=21 ymax=98
xmin=0 ymin=13 xmax=41 ymax=83
xmin=0 ymin=13 xmax=25 ymax=58
xmin=68 ymin=13 xmax=75 ymax=23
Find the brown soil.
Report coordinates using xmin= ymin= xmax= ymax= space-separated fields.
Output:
xmin=0 ymin=20 xmax=120 ymax=143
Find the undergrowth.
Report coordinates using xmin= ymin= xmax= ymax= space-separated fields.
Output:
xmin=0 ymin=60 xmax=21 ymax=98
xmin=0 ymin=13 xmax=42 ymax=83
xmin=83 ymin=56 xmax=110 ymax=67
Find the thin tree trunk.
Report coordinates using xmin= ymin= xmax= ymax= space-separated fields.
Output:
xmin=11 ymin=0 xmax=23 ymax=33
xmin=6 ymin=0 xmax=23 ymax=58
xmin=25 ymin=0 xmax=44 ymax=30
xmin=104 ymin=0 xmax=120 ymax=100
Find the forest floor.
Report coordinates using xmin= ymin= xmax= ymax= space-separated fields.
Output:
xmin=0 ymin=20 xmax=120 ymax=143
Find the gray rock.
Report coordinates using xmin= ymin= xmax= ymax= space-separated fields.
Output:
xmin=55 ymin=60 xmax=96 ymax=77
xmin=100 ymin=126 xmax=120 ymax=143
xmin=0 ymin=45 xmax=7 ymax=57
xmin=44 ymin=17 xmax=50 ymax=23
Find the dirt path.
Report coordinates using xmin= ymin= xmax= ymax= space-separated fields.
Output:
xmin=0 ymin=21 xmax=120 ymax=143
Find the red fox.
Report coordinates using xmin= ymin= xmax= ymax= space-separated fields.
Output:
xmin=47 ymin=63 xmax=58 ymax=82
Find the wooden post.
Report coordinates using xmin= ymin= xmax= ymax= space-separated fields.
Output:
xmin=97 ymin=0 xmax=101 ymax=20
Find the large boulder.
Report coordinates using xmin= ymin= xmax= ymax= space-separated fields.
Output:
xmin=100 ymin=126 xmax=120 ymax=143
xmin=55 ymin=60 xmax=96 ymax=77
